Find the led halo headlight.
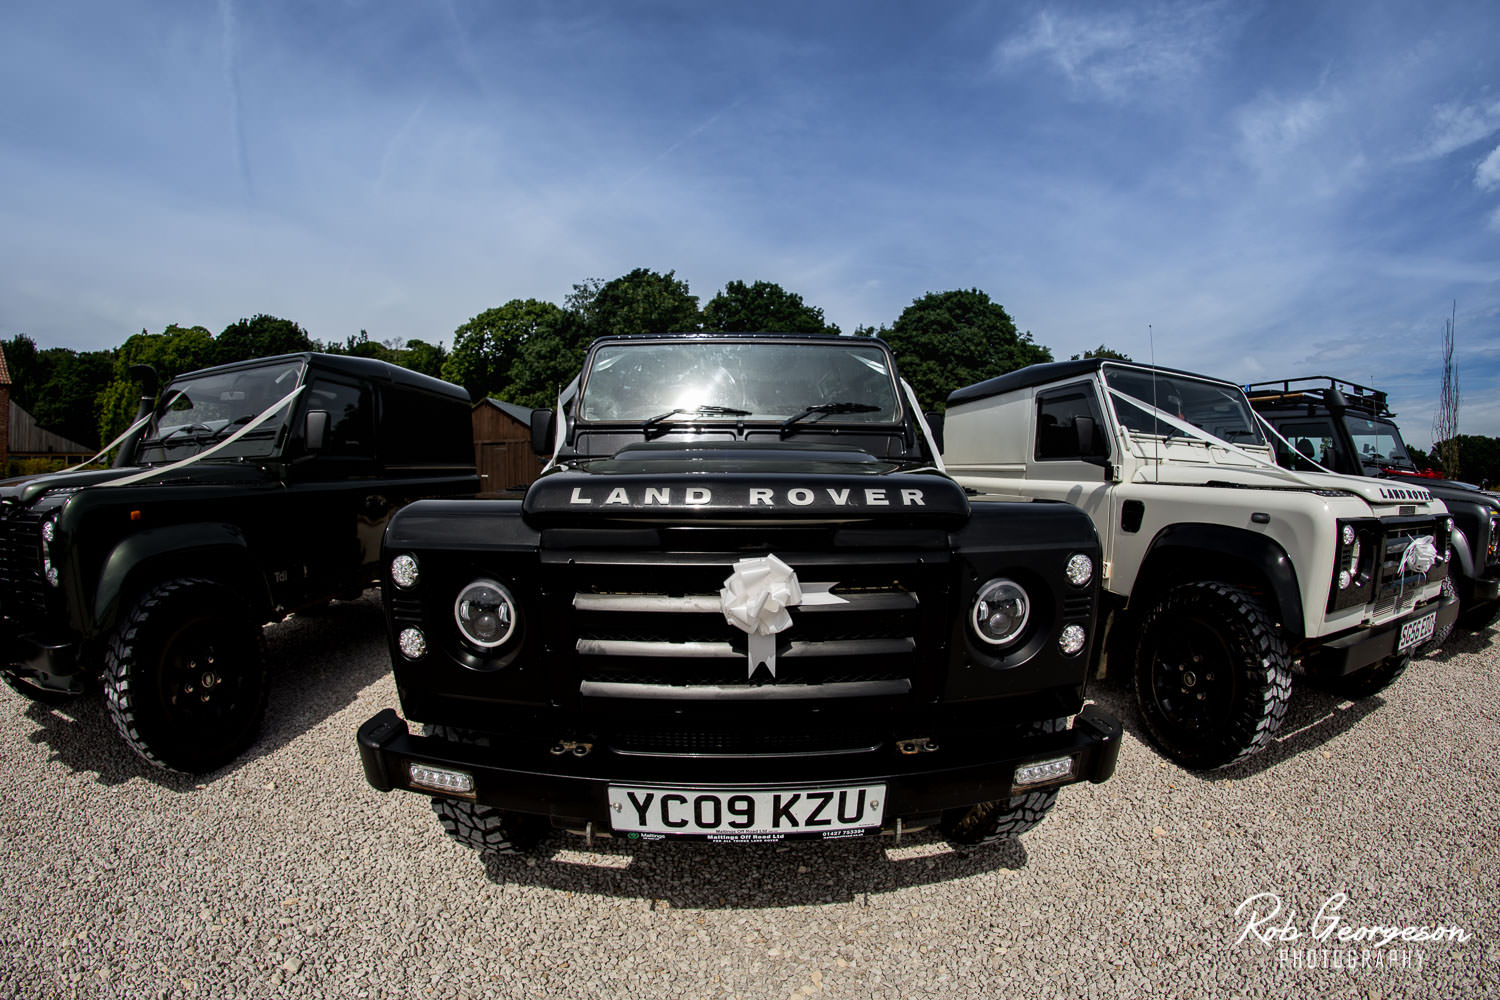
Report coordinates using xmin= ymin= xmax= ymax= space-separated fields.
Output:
xmin=454 ymin=578 xmax=518 ymax=649
xmin=971 ymin=578 xmax=1030 ymax=647
xmin=390 ymin=554 xmax=420 ymax=589
xmin=1064 ymin=553 xmax=1093 ymax=587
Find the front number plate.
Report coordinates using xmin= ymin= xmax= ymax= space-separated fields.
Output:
xmin=607 ymin=784 xmax=885 ymax=842
xmin=1397 ymin=611 xmax=1437 ymax=652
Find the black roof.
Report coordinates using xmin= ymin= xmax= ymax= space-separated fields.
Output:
xmin=946 ymin=358 xmax=1247 ymax=407
xmin=172 ymin=352 xmax=468 ymax=402
xmin=589 ymin=332 xmax=891 ymax=349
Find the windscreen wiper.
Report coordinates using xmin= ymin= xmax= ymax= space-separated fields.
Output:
xmin=780 ymin=401 xmax=881 ymax=437
xmin=641 ymin=405 xmax=751 ymax=435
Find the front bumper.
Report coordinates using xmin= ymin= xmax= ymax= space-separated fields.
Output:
xmin=1305 ymin=591 xmax=1459 ymax=676
xmin=358 ymin=704 xmax=1122 ymax=837
xmin=0 ymin=622 xmax=83 ymax=694
xmin=1458 ymin=570 xmax=1500 ymax=607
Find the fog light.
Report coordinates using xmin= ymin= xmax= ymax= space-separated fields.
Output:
xmin=1065 ymin=553 xmax=1093 ymax=587
xmin=1059 ymin=624 xmax=1086 ymax=655
xmin=409 ymin=763 xmax=474 ymax=796
xmin=398 ymin=628 xmax=427 ymax=659
xmin=391 ymin=554 xmax=419 ymax=589
xmin=1014 ymin=756 xmax=1075 ymax=788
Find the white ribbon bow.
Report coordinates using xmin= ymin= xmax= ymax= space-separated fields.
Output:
xmin=719 ymin=555 xmax=848 ymax=678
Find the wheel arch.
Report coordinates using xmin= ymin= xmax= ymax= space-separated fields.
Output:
xmin=1130 ymin=523 xmax=1305 ymax=639
xmin=93 ymin=524 xmax=273 ymax=635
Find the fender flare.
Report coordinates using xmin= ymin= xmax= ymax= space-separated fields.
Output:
xmin=93 ymin=523 xmax=272 ymax=634
xmin=1134 ymin=523 xmax=1304 ymax=638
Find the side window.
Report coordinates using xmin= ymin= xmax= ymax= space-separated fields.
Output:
xmin=307 ymin=379 xmax=374 ymax=459
xmin=1035 ymin=386 xmax=1109 ymax=461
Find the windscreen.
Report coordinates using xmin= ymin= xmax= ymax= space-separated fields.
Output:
xmin=1103 ymin=366 xmax=1265 ymax=445
xmin=1343 ymin=415 xmax=1417 ymax=471
xmin=136 ymin=361 xmax=305 ymax=462
xmin=577 ymin=341 xmax=901 ymax=423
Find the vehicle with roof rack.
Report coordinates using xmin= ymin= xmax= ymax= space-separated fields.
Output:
xmin=1246 ymin=376 xmax=1500 ymax=636
xmin=939 ymin=359 xmax=1457 ymax=769
xmin=357 ymin=332 xmax=1119 ymax=855
xmin=0 ymin=353 xmax=478 ymax=772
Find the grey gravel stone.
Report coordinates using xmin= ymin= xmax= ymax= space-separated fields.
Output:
xmin=1 ymin=594 xmax=1496 ymax=998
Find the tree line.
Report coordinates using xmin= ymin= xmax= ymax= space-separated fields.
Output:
xmin=4 ymin=267 xmax=1494 ymax=486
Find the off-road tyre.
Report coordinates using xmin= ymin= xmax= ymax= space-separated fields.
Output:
xmin=940 ymin=718 xmax=1063 ymax=845
xmin=2 ymin=672 xmax=83 ymax=704
xmin=1321 ymin=654 xmax=1410 ymax=700
xmin=104 ymin=578 xmax=267 ymax=773
xmin=1133 ymin=582 xmax=1292 ymax=770
xmin=424 ymin=725 xmax=546 ymax=855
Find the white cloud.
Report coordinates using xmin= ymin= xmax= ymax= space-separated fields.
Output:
xmin=1477 ymin=144 xmax=1500 ymax=190
xmin=1489 ymin=204 xmax=1500 ymax=233
xmin=1409 ymin=98 xmax=1500 ymax=161
xmin=1235 ymin=92 xmax=1336 ymax=176
xmin=994 ymin=3 xmax=1233 ymax=103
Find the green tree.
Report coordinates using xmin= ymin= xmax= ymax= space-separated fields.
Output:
xmin=97 ymin=324 xmax=217 ymax=444
xmin=2 ymin=335 xmax=115 ymax=449
xmin=442 ymin=299 xmax=585 ymax=404
xmin=1071 ymin=344 xmax=1132 ymax=361
xmin=1433 ymin=434 xmax=1500 ymax=487
xmin=882 ymin=289 xmax=1051 ymax=413
xmin=214 ymin=314 xmax=313 ymax=365
xmin=571 ymin=268 xmax=700 ymax=338
xmin=396 ymin=338 xmax=448 ymax=379
xmin=701 ymin=280 xmax=839 ymax=334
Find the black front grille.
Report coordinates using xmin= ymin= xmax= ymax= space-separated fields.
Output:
xmin=0 ymin=504 xmax=48 ymax=621
xmin=611 ymin=727 xmax=883 ymax=757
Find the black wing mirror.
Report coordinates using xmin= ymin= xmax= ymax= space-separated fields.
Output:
xmin=305 ymin=410 xmax=329 ymax=452
xmin=530 ymin=409 xmax=556 ymax=457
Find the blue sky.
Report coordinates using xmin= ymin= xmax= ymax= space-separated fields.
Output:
xmin=2 ymin=1 xmax=1497 ymax=446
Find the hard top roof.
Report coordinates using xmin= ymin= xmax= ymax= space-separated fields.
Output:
xmin=170 ymin=352 xmax=469 ymax=401
xmin=946 ymin=358 xmax=1245 ymax=407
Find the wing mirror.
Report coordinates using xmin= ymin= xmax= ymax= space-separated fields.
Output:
xmin=305 ymin=409 xmax=329 ymax=452
xmin=530 ymin=409 xmax=556 ymax=457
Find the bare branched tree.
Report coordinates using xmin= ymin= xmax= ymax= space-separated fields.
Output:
xmin=1432 ymin=302 xmax=1461 ymax=478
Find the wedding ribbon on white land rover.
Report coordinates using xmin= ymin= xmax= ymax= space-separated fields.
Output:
xmin=719 ymin=554 xmax=847 ymax=678
xmin=103 ymin=385 xmax=305 ymax=488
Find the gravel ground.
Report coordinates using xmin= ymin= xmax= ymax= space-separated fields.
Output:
xmin=2 ymin=593 xmax=1496 ymax=1000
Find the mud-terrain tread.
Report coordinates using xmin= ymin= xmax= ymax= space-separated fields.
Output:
xmin=424 ymin=725 xmax=545 ymax=855
xmin=104 ymin=578 xmax=266 ymax=773
xmin=1133 ymin=581 xmax=1292 ymax=770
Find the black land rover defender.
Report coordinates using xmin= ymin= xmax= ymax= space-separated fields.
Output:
xmin=1247 ymin=377 xmax=1500 ymax=634
xmin=0 ymin=353 xmax=478 ymax=772
xmin=358 ymin=333 xmax=1119 ymax=853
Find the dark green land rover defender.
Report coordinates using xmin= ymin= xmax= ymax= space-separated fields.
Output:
xmin=1 ymin=353 xmax=477 ymax=772
xmin=359 ymin=333 xmax=1119 ymax=855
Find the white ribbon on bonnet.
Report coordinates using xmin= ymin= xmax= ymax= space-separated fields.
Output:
xmin=720 ymin=554 xmax=846 ymax=678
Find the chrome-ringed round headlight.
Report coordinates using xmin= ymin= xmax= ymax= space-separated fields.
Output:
xmin=971 ymin=578 xmax=1030 ymax=647
xmin=454 ymin=578 xmax=518 ymax=649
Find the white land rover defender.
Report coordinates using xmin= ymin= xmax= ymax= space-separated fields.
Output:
xmin=940 ymin=359 xmax=1458 ymax=769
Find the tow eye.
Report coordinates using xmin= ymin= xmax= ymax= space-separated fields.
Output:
xmin=897 ymin=737 xmax=938 ymax=755
xmin=551 ymin=740 xmax=593 ymax=757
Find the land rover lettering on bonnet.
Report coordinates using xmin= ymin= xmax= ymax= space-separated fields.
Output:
xmin=358 ymin=333 xmax=1120 ymax=855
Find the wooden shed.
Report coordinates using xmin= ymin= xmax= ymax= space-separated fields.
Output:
xmin=472 ymin=398 xmax=546 ymax=492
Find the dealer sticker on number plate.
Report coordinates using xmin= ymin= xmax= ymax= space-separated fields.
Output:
xmin=1397 ymin=611 xmax=1437 ymax=652
xmin=607 ymin=783 xmax=885 ymax=842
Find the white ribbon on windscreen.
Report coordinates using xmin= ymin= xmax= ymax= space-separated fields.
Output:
xmin=103 ymin=386 xmax=305 ymax=488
